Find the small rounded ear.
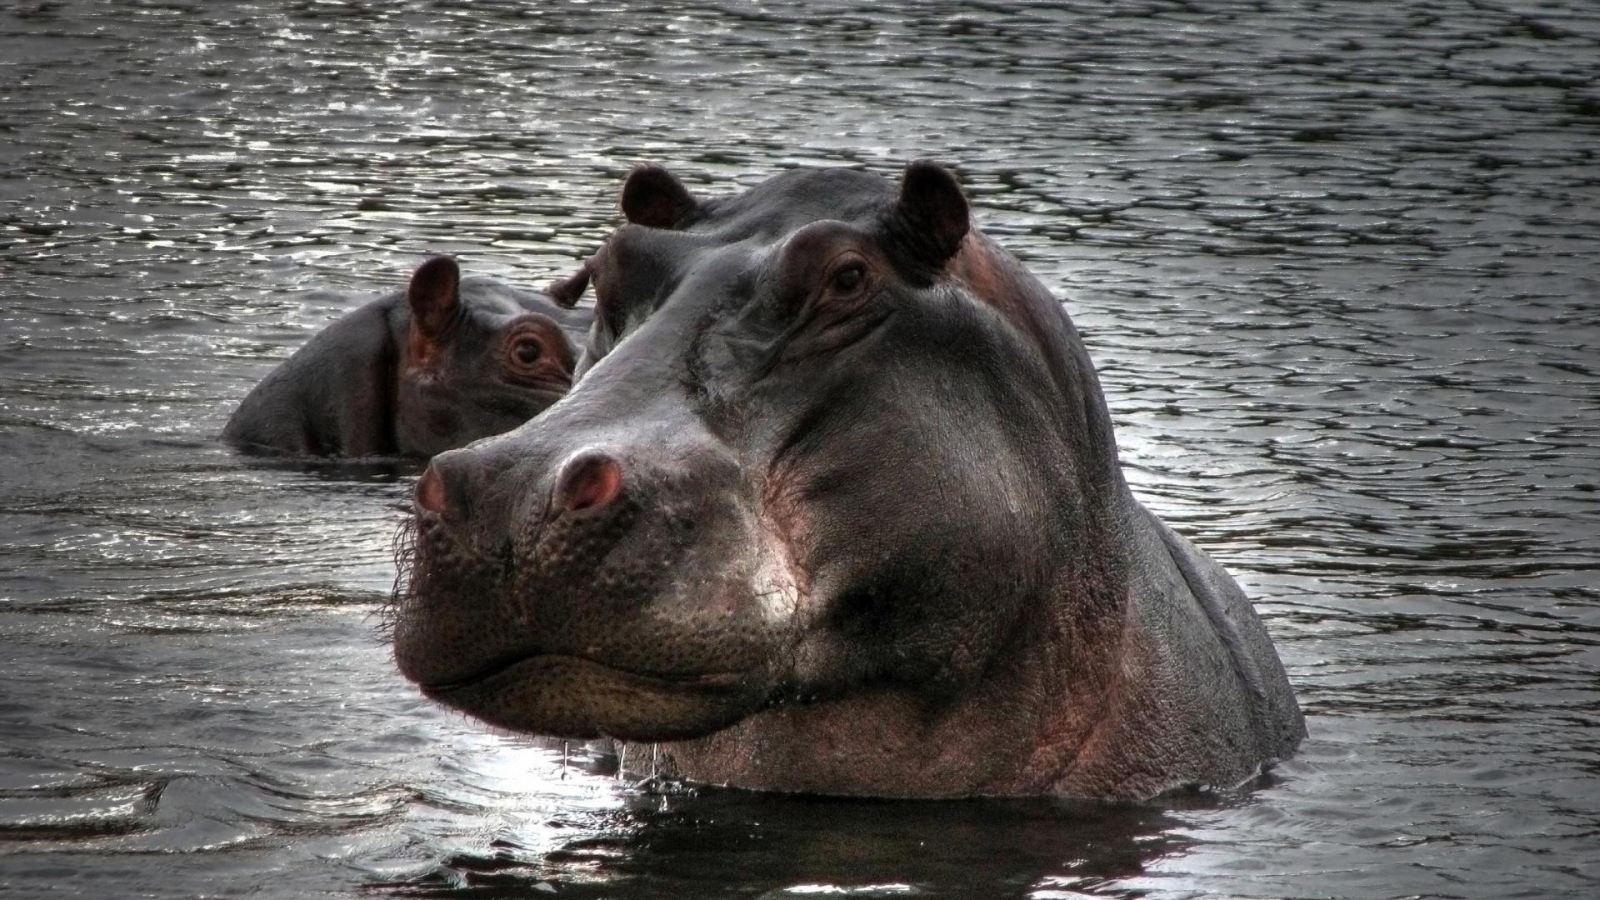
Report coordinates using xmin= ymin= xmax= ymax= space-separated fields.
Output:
xmin=408 ymin=255 xmax=461 ymax=337
xmin=546 ymin=264 xmax=591 ymax=310
xmin=894 ymin=160 xmax=970 ymax=267
xmin=621 ymin=164 xmax=698 ymax=229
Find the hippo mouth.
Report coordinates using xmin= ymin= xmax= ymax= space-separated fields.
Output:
xmin=420 ymin=651 xmax=752 ymax=695
xmin=415 ymin=652 xmax=770 ymax=742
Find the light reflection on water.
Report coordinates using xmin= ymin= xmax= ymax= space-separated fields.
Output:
xmin=2 ymin=0 xmax=1598 ymax=897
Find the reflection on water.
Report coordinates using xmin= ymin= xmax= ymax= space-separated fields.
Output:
xmin=381 ymin=767 xmax=1193 ymax=899
xmin=2 ymin=0 xmax=1598 ymax=897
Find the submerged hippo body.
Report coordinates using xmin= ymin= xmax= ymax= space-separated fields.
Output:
xmin=393 ymin=164 xmax=1305 ymax=799
xmin=224 ymin=257 xmax=588 ymax=458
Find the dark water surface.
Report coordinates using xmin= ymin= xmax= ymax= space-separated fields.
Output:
xmin=3 ymin=1 xmax=1598 ymax=897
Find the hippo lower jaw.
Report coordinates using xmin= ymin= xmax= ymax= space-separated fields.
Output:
xmin=415 ymin=653 xmax=773 ymax=743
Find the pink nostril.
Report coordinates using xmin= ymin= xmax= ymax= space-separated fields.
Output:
xmin=416 ymin=464 xmax=446 ymax=514
xmin=555 ymin=451 xmax=623 ymax=514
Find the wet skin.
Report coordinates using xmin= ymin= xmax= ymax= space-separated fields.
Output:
xmin=391 ymin=164 xmax=1305 ymax=799
xmin=223 ymin=256 xmax=589 ymax=458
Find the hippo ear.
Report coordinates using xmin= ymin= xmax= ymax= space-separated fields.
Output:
xmin=546 ymin=264 xmax=591 ymax=310
xmin=621 ymin=164 xmax=698 ymax=229
xmin=891 ymin=160 xmax=970 ymax=268
xmin=407 ymin=255 xmax=461 ymax=337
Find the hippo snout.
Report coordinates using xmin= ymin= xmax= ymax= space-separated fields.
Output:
xmin=392 ymin=420 xmax=786 ymax=742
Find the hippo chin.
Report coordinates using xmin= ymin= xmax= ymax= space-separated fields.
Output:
xmin=392 ymin=163 xmax=1305 ymax=800
xmin=224 ymin=256 xmax=589 ymax=459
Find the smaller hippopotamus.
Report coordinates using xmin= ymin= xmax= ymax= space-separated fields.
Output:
xmin=224 ymin=256 xmax=590 ymax=458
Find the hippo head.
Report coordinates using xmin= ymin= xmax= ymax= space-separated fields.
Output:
xmin=391 ymin=163 xmax=1128 ymax=747
xmin=395 ymin=257 xmax=577 ymax=458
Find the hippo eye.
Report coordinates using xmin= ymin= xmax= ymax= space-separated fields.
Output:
xmin=512 ymin=337 xmax=543 ymax=365
xmin=500 ymin=321 xmax=576 ymax=384
xmin=829 ymin=262 xmax=866 ymax=295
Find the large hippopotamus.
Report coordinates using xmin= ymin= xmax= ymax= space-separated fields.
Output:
xmin=224 ymin=256 xmax=588 ymax=458
xmin=391 ymin=163 xmax=1305 ymax=799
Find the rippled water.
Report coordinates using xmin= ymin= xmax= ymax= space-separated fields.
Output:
xmin=2 ymin=1 xmax=1598 ymax=897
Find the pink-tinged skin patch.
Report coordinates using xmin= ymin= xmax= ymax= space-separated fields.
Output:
xmin=415 ymin=464 xmax=446 ymax=515
xmin=555 ymin=451 xmax=624 ymax=514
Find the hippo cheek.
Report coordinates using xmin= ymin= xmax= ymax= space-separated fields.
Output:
xmin=420 ymin=655 xmax=770 ymax=742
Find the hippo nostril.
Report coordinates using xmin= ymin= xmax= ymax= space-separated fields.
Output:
xmin=415 ymin=450 xmax=477 ymax=519
xmin=555 ymin=450 xmax=624 ymax=514
xmin=415 ymin=463 xmax=447 ymax=514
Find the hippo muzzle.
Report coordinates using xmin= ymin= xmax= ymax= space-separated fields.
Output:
xmin=392 ymin=385 xmax=796 ymax=742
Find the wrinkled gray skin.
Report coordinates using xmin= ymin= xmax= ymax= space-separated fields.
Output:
xmin=392 ymin=163 xmax=1305 ymax=799
xmin=224 ymin=256 xmax=590 ymax=458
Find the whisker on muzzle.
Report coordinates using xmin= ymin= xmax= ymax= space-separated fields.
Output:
xmin=376 ymin=513 xmax=421 ymax=637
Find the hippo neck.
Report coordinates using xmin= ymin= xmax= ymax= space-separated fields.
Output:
xmin=638 ymin=620 xmax=1134 ymax=798
xmin=641 ymin=494 xmax=1144 ymax=798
